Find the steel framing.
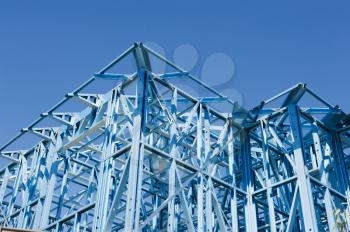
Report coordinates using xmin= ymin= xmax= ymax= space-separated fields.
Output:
xmin=0 ymin=43 xmax=349 ymax=231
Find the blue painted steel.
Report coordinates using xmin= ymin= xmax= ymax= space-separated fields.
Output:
xmin=0 ymin=43 xmax=349 ymax=231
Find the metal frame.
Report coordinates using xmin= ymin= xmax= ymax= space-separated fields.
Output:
xmin=0 ymin=43 xmax=349 ymax=231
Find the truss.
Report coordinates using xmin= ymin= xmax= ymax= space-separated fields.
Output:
xmin=0 ymin=43 xmax=349 ymax=231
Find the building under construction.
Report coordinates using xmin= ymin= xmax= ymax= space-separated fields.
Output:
xmin=0 ymin=43 xmax=349 ymax=231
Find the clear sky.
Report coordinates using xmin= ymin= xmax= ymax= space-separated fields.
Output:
xmin=0 ymin=1 xmax=350 ymax=145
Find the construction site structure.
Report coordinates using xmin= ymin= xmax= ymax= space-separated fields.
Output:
xmin=0 ymin=43 xmax=349 ymax=231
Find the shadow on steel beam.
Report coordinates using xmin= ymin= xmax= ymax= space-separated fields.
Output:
xmin=0 ymin=228 xmax=40 ymax=232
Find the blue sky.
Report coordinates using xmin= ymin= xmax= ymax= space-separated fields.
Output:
xmin=0 ymin=1 xmax=350 ymax=145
